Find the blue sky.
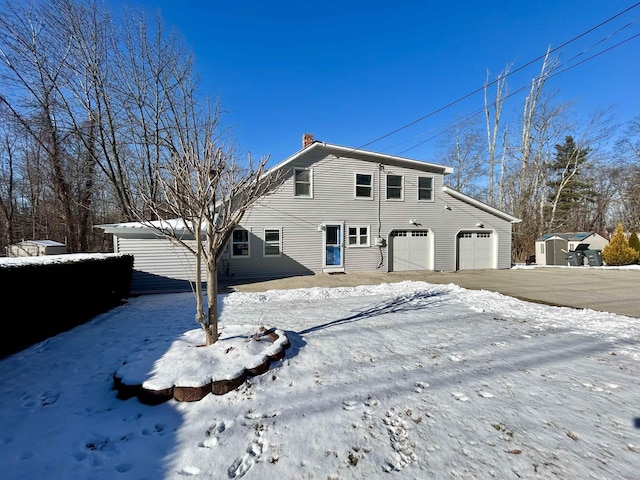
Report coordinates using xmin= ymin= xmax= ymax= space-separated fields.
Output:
xmin=111 ymin=1 xmax=639 ymax=167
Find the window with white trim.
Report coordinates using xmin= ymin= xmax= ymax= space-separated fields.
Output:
xmin=231 ymin=229 xmax=250 ymax=257
xmin=348 ymin=225 xmax=370 ymax=247
xmin=263 ymin=229 xmax=281 ymax=257
xmin=294 ymin=168 xmax=312 ymax=197
xmin=386 ymin=174 xmax=403 ymax=200
xmin=418 ymin=176 xmax=433 ymax=201
xmin=355 ymin=173 xmax=373 ymax=199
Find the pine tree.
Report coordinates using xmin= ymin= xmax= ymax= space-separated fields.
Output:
xmin=629 ymin=230 xmax=640 ymax=261
xmin=602 ymin=223 xmax=639 ymax=266
xmin=545 ymin=136 xmax=595 ymax=231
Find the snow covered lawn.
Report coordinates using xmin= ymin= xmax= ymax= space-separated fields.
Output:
xmin=1 ymin=281 xmax=638 ymax=479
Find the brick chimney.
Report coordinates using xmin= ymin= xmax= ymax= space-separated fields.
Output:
xmin=302 ymin=133 xmax=314 ymax=149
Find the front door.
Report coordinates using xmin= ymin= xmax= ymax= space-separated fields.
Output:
xmin=323 ymin=222 xmax=344 ymax=272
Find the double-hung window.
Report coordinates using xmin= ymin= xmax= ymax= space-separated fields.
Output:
xmin=348 ymin=226 xmax=370 ymax=247
xmin=294 ymin=168 xmax=312 ymax=197
xmin=355 ymin=173 xmax=373 ymax=199
xmin=386 ymin=174 xmax=403 ymax=200
xmin=418 ymin=176 xmax=434 ymax=201
xmin=263 ymin=229 xmax=281 ymax=257
xmin=231 ymin=229 xmax=249 ymax=257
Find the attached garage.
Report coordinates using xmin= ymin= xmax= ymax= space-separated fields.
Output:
xmin=389 ymin=230 xmax=433 ymax=271
xmin=457 ymin=231 xmax=495 ymax=270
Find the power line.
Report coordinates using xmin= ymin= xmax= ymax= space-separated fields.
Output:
xmin=292 ymin=26 xmax=639 ymax=192
xmin=394 ymin=29 xmax=640 ymax=156
xmin=355 ymin=2 xmax=640 ymax=153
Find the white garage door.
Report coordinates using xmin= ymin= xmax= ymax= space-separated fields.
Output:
xmin=457 ymin=231 xmax=494 ymax=270
xmin=390 ymin=230 xmax=431 ymax=271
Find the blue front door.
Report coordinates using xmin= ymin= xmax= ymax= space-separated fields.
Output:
xmin=323 ymin=223 xmax=344 ymax=271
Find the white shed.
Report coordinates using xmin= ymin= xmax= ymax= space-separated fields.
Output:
xmin=6 ymin=240 xmax=67 ymax=257
xmin=534 ymin=232 xmax=609 ymax=266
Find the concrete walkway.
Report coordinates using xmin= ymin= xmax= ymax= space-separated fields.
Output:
xmin=222 ymin=267 xmax=640 ymax=318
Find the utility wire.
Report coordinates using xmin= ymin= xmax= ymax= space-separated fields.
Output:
xmin=286 ymin=25 xmax=640 ymax=198
xmin=355 ymin=2 xmax=640 ymax=153
xmin=396 ymin=30 xmax=640 ymax=156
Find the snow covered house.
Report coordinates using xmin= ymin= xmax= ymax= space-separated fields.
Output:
xmin=96 ymin=136 xmax=521 ymax=294
xmin=534 ymin=232 xmax=609 ymax=266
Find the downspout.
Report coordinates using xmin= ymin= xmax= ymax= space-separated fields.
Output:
xmin=377 ymin=163 xmax=384 ymax=268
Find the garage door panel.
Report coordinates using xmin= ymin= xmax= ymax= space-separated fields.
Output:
xmin=457 ymin=232 xmax=493 ymax=270
xmin=391 ymin=230 xmax=431 ymax=271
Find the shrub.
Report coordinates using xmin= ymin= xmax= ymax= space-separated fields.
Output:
xmin=602 ymin=223 xmax=639 ymax=266
xmin=629 ymin=230 xmax=640 ymax=261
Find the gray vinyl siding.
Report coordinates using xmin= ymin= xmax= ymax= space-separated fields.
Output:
xmin=97 ymin=144 xmax=517 ymax=291
xmin=436 ymin=192 xmax=513 ymax=270
xmin=225 ymin=149 xmax=514 ymax=279
xmin=116 ymin=236 xmax=206 ymax=294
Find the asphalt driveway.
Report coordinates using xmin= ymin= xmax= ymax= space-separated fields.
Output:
xmin=222 ymin=267 xmax=640 ymax=318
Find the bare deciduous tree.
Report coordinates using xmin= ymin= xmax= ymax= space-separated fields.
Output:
xmin=484 ymin=64 xmax=510 ymax=206
xmin=0 ymin=117 xmax=18 ymax=248
xmin=505 ymin=49 xmax=569 ymax=260
xmin=437 ymin=116 xmax=486 ymax=198
xmin=137 ymin=97 xmax=279 ymax=345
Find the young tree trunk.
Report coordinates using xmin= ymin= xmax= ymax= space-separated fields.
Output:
xmin=205 ymin=258 xmax=219 ymax=345
xmin=484 ymin=65 xmax=509 ymax=206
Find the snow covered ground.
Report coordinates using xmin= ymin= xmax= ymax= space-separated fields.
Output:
xmin=0 ymin=279 xmax=639 ymax=479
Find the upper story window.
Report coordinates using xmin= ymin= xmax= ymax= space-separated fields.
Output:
xmin=294 ymin=168 xmax=312 ymax=197
xmin=231 ymin=229 xmax=250 ymax=257
xmin=263 ymin=229 xmax=281 ymax=257
xmin=355 ymin=173 xmax=373 ymax=199
xmin=418 ymin=176 xmax=434 ymax=201
xmin=386 ymin=174 xmax=403 ymax=200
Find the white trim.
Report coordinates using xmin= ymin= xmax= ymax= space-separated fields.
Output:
xmin=354 ymin=172 xmax=374 ymax=200
xmin=455 ymin=229 xmax=497 ymax=270
xmin=388 ymin=228 xmax=434 ymax=271
xmin=386 ymin=174 xmax=404 ymax=201
xmin=230 ymin=228 xmax=250 ymax=258
xmin=293 ymin=167 xmax=313 ymax=198
xmin=443 ymin=186 xmax=521 ymax=223
xmin=322 ymin=221 xmax=345 ymax=272
xmin=263 ymin=228 xmax=282 ymax=257
xmin=264 ymin=141 xmax=453 ymax=178
xmin=417 ymin=176 xmax=435 ymax=202
xmin=347 ymin=225 xmax=371 ymax=247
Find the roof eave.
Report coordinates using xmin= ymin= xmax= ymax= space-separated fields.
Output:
xmin=265 ymin=141 xmax=453 ymax=175
xmin=442 ymin=186 xmax=521 ymax=223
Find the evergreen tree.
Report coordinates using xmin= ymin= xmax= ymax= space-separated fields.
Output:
xmin=545 ymin=136 xmax=595 ymax=231
xmin=628 ymin=230 xmax=640 ymax=261
xmin=602 ymin=223 xmax=638 ymax=266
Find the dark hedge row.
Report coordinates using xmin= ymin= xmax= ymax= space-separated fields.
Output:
xmin=0 ymin=255 xmax=134 ymax=358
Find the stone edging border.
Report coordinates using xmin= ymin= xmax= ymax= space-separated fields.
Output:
xmin=113 ymin=329 xmax=290 ymax=405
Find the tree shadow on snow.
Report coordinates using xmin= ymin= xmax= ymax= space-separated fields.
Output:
xmin=298 ymin=290 xmax=447 ymax=335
